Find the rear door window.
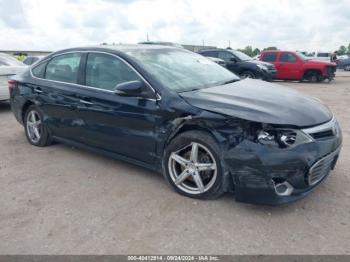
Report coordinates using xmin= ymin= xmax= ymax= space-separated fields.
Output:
xmin=262 ymin=53 xmax=277 ymax=62
xmin=45 ymin=53 xmax=82 ymax=84
xmin=200 ymin=51 xmax=218 ymax=58
xmin=32 ymin=61 xmax=48 ymax=78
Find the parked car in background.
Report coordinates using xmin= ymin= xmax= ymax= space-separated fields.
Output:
xmin=260 ymin=50 xmax=337 ymax=82
xmin=23 ymin=55 xmax=45 ymax=65
xmin=338 ymin=55 xmax=349 ymax=60
xmin=206 ymin=57 xmax=226 ymax=67
xmin=336 ymin=55 xmax=350 ymax=71
xmin=309 ymin=52 xmax=332 ymax=61
xmin=138 ymin=41 xmax=183 ymax=48
xmin=199 ymin=48 xmax=276 ymax=81
xmin=9 ymin=45 xmax=342 ymax=205
xmin=0 ymin=53 xmax=27 ymax=101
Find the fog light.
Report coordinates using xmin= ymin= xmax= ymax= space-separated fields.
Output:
xmin=273 ymin=180 xmax=294 ymax=196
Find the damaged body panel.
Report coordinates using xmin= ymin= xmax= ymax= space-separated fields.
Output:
xmin=10 ymin=45 xmax=343 ymax=205
xmin=180 ymin=78 xmax=332 ymax=127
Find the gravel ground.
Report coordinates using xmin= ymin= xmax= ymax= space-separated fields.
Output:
xmin=0 ymin=72 xmax=349 ymax=255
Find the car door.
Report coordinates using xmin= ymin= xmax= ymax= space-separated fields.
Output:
xmin=277 ymin=52 xmax=302 ymax=80
xmin=218 ymin=51 xmax=240 ymax=74
xmin=75 ymin=52 xmax=159 ymax=164
xmin=30 ymin=53 xmax=85 ymax=140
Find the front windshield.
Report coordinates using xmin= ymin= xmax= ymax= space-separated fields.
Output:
xmin=296 ymin=52 xmax=311 ymax=61
xmin=230 ymin=50 xmax=252 ymax=61
xmin=127 ymin=49 xmax=239 ymax=92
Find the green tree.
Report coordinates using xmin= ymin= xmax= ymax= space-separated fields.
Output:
xmin=338 ymin=45 xmax=347 ymax=55
xmin=347 ymin=43 xmax=350 ymax=54
xmin=237 ymin=46 xmax=255 ymax=57
xmin=253 ymin=48 xmax=260 ymax=56
xmin=263 ymin=46 xmax=278 ymax=51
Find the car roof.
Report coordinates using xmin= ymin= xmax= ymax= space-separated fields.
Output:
xmin=56 ymin=44 xmax=176 ymax=54
xmin=199 ymin=48 xmax=224 ymax=52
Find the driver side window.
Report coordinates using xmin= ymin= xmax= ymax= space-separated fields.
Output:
xmin=280 ymin=53 xmax=297 ymax=63
xmin=86 ymin=53 xmax=142 ymax=91
xmin=218 ymin=52 xmax=234 ymax=62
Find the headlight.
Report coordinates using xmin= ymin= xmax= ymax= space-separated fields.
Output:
xmin=257 ymin=128 xmax=313 ymax=148
xmin=257 ymin=64 xmax=268 ymax=71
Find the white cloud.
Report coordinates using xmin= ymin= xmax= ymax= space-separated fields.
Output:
xmin=0 ymin=0 xmax=349 ymax=51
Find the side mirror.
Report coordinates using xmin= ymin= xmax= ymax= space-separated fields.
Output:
xmin=230 ymin=57 xmax=237 ymax=63
xmin=114 ymin=80 xmax=144 ymax=97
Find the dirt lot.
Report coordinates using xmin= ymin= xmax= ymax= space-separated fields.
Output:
xmin=0 ymin=72 xmax=349 ymax=255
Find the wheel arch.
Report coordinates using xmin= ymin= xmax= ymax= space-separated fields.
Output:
xmin=21 ymin=100 xmax=35 ymax=122
xmin=166 ymin=123 xmax=220 ymax=148
xmin=303 ymin=68 xmax=322 ymax=77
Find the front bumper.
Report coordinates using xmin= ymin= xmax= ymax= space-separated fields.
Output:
xmin=258 ymin=69 xmax=277 ymax=81
xmin=323 ymin=66 xmax=337 ymax=79
xmin=224 ymin=128 xmax=342 ymax=205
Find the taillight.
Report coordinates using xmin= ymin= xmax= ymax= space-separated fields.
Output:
xmin=7 ymin=79 xmax=17 ymax=91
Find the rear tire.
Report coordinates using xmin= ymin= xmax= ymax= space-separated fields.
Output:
xmin=24 ymin=105 xmax=52 ymax=147
xmin=163 ymin=131 xmax=225 ymax=200
xmin=344 ymin=65 xmax=350 ymax=71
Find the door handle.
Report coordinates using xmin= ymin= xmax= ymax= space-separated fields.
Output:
xmin=34 ymin=87 xmax=43 ymax=94
xmin=79 ymin=99 xmax=94 ymax=105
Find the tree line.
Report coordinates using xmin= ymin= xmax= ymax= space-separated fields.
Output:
xmin=237 ymin=43 xmax=350 ymax=57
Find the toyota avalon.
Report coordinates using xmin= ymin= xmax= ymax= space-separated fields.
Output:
xmin=9 ymin=45 xmax=342 ymax=205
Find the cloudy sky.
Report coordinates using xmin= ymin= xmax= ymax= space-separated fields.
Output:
xmin=0 ymin=0 xmax=349 ymax=52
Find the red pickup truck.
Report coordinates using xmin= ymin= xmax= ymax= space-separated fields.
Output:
xmin=259 ymin=50 xmax=336 ymax=82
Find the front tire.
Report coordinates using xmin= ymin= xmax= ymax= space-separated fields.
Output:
xmin=240 ymin=70 xmax=256 ymax=79
xmin=24 ymin=105 xmax=52 ymax=147
xmin=305 ymin=71 xmax=321 ymax=83
xmin=163 ymin=131 xmax=224 ymax=200
xmin=344 ymin=64 xmax=350 ymax=71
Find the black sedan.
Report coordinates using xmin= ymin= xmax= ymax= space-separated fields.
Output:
xmin=199 ymin=48 xmax=277 ymax=81
xmin=9 ymin=45 xmax=342 ymax=205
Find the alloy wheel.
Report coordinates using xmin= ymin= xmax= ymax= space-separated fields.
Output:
xmin=168 ymin=142 xmax=217 ymax=195
xmin=309 ymin=74 xmax=318 ymax=83
xmin=26 ymin=110 xmax=42 ymax=143
xmin=345 ymin=65 xmax=350 ymax=71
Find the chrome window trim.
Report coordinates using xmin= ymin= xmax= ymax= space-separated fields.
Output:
xmin=29 ymin=50 xmax=161 ymax=101
xmin=302 ymin=117 xmax=336 ymax=134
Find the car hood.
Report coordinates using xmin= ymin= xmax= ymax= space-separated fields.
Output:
xmin=306 ymin=59 xmax=335 ymax=66
xmin=180 ymin=79 xmax=332 ymax=127
xmin=248 ymin=60 xmax=273 ymax=67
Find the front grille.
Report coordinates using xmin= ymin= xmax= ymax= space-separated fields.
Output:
xmin=310 ymin=130 xmax=334 ymax=140
xmin=308 ymin=149 xmax=340 ymax=185
xmin=302 ymin=117 xmax=340 ymax=141
xmin=327 ymin=66 xmax=336 ymax=75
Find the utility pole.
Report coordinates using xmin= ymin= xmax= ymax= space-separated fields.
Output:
xmin=147 ymin=33 xmax=149 ymax=42
xmin=228 ymin=40 xmax=231 ymax=48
